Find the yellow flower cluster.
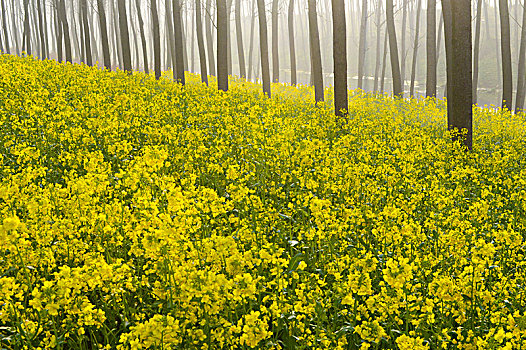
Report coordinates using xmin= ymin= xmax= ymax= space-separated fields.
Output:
xmin=1 ymin=55 xmax=526 ymax=349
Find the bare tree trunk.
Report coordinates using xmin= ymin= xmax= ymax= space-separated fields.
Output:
xmin=387 ymin=0 xmax=402 ymax=97
xmin=248 ymin=0 xmax=256 ymax=81
xmin=308 ymin=0 xmax=323 ymax=102
xmin=271 ymin=0 xmax=279 ymax=82
xmin=494 ymin=0 xmax=501 ymax=86
xmin=112 ymin=1 xmax=124 ymax=68
xmin=235 ymin=0 xmax=246 ymax=77
xmin=97 ymin=0 xmax=111 ymax=70
xmin=130 ymin=3 xmax=140 ymax=70
xmin=226 ymin=0 xmax=232 ymax=75
xmin=401 ymin=0 xmax=408 ymax=92
xmin=442 ymin=0 xmax=472 ymax=149
xmin=151 ymin=0 xmax=161 ymax=78
xmin=10 ymin=0 xmax=19 ymax=54
xmin=410 ymin=0 xmax=422 ymax=97
xmin=515 ymin=0 xmax=526 ymax=112
xmin=164 ymin=0 xmax=176 ymax=77
xmin=426 ymin=0 xmax=436 ymax=97
xmin=181 ymin=7 xmax=188 ymax=71
xmin=357 ymin=0 xmax=367 ymax=89
xmin=288 ymin=0 xmax=296 ymax=85
xmin=1 ymin=0 xmax=9 ymax=54
xmin=381 ymin=25 xmax=388 ymax=93
xmin=58 ymin=0 xmax=71 ymax=62
xmin=117 ymin=0 xmax=132 ymax=71
xmin=134 ymin=0 xmax=149 ymax=74
xmin=80 ymin=0 xmax=92 ymax=65
xmin=205 ymin=0 xmax=216 ymax=76
xmin=196 ymin=0 xmax=208 ymax=83
xmin=256 ymin=0 xmax=271 ymax=96
xmin=23 ymin=0 xmax=31 ymax=55
xmin=217 ymin=0 xmax=229 ymax=90
xmin=332 ymin=0 xmax=347 ymax=116
xmin=36 ymin=0 xmax=47 ymax=58
xmin=499 ymin=0 xmax=512 ymax=110
xmin=54 ymin=0 xmax=63 ymax=61
xmin=373 ymin=0 xmax=382 ymax=92
xmin=472 ymin=0 xmax=482 ymax=103
xmin=173 ymin=0 xmax=186 ymax=83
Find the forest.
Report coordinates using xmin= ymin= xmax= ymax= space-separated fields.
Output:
xmin=1 ymin=0 xmax=526 ymax=349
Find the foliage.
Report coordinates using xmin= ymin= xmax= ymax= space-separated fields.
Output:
xmin=1 ymin=55 xmax=526 ymax=349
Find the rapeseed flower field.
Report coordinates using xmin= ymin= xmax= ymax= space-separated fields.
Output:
xmin=1 ymin=55 xmax=526 ymax=349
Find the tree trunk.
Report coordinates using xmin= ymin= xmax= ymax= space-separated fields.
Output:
xmin=271 ymin=0 xmax=279 ymax=82
xmin=332 ymin=0 xmax=347 ymax=116
xmin=10 ymin=0 xmax=19 ymax=54
xmin=23 ymin=0 xmax=31 ymax=55
xmin=80 ymin=0 xmax=92 ymax=65
xmin=256 ymin=0 xmax=271 ymax=96
xmin=357 ymin=0 xmax=367 ymax=89
xmin=226 ymin=0 xmax=232 ymax=75
xmin=173 ymin=0 xmax=186 ymax=83
xmin=235 ymin=0 xmax=246 ymax=78
xmin=515 ymin=0 xmax=526 ymax=112
xmin=472 ymin=0 xmax=482 ymax=103
xmin=205 ymin=0 xmax=216 ymax=76
xmin=442 ymin=0 xmax=472 ymax=149
xmin=248 ymin=0 xmax=256 ymax=81
xmin=499 ymin=0 xmax=512 ymax=110
xmin=165 ymin=0 xmax=176 ymax=77
xmin=380 ymin=25 xmax=388 ymax=93
xmin=494 ymin=0 xmax=501 ymax=86
xmin=1 ymin=0 xmax=9 ymax=54
xmin=97 ymin=0 xmax=111 ymax=70
xmin=387 ymin=0 xmax=402 ymax=97
xmin=112 ymin=1 xmax=124 ymax=68
xmin=135 ymin=0 xmax=149 ymax=74
xmin=308 ymin=0 xmax=323 ymax=102
xmin=410 ymin=0 xmax=422 ymax=97
xmin=36 ymin=0 xmax=47 ymax=59
xmin=117 ymin=0 xmax=132 ymax=71
xmin=401 ymin=0 xmax=408 ymax=92
xmin=426 ymin=0 xmax=436 ymax=97
xmin=373 ymin=0 xmax=382 ymax=92
xmin=58 ymin=0 xmax=72 ymax=62
xmin=288 ymin=0 xmax=296 ymax=85
xmin=217 ymin=0 xmax=229 ymax=91
xmin=196 ymin=0 xmax=208 ymax=84
xmin=151 ymin=0 xmax=162 ymax=79
xmin=54 ymin=0 xmax=63 ymax=61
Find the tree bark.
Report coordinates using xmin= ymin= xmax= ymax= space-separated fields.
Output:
xmin=58 ymin=0 xmax=72 ymax=62
xmin=332 ymin=0 xmax=347 ymax=116
xmin=515 ymin=0 xmax=526 ymax=112
xmin=357 ymin=0 xmax=367 ymax=89
xmin=217 ymin=0 xmax=229 ymax=91
xmin=205 ymin=0 xmax=216 ymax=76
xmin=442 ymin=0 xmax=472 ymax=149
xmin=36 ymin=0 xmax=47 ymax=59
xmin=380 ymin=25 xmax=388 ymax=93
xmin=426 ymin=0 xmax=436 ymax=97
xmin=173 ymin=0 xmax=186 ymax=83
xmin=386 ymin=0 xmax=402 ymax=97
xmin=256 ymin=0 xmax=271 ymax=96
xmin=373 ymin=0 xmax=382 ymax=92
xmin=10 ymin=0 xmax=19 ymax=54
xmin=235 ymin=0 xmax=246 ymax=78
xmin=151 ymin=0 xmax=162 ymax=79
xmin=410 ymin=0 xmax=422 ymax=97
xmin=271 ymin=0 xmax=279 ymax=82
xmin=117 ymin=0 xmax=132 ymax=71
xmin=23 ymin=0 xmax=31 ymax=55
xmin=134 ymin=0 xmax=149 ymax=74
xmin=308 ymin=0 xmax=323 ymax=102
xmin=401 ymin=0 xmax=408 ymax=92
xmin=80 ymin=0 xmax=92 ymax=65
xmin=472 ymin=0 xmax=482 ymax=103
xmin=1 ymin=0 xmax=9 ymax=54
xmin=196 ymin=0 xmax=208 ymax=84
xmin=96 ymin=0 xmax=111 ymax=70
xmin=248 ymin=0 xmax=256 ymax=81
xmin=288 ymin=0 xmax=296 ymax=85
xmin=499 ymin=0 xmax=512 ymax=110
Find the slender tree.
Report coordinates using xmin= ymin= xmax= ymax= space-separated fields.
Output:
xmin=515 ymin=0 xmax=526 ymax=112
xmin=217 ymin=0 xmax=229 ymax=91
xmin=173 ymin=0 xmax=186 ymax=83
xmin=196 ymin=0 xmax=208 ymax=84
xmin=442 ymin=0 xmax=472 ymax=149
xmin=117 ymin=0 xmax=132 ymax=71
xmin=205 ymin=0 xmax=216 ymax=76
xmin=58 ymin=0 xmax=72 ymax=62
xmin=10 ymin=0 xmax=20 ymax=54
xmin=54 ymin=0 xmax=63 ymax=62
xmin=373 ymin=0 xmax=382 ymax=92
xmin=308 ymin=0 xmax=323 ymax=102
xmin=23 ymin=0 xmax=31 ymax=55
xmin=1 ymin=0 xmax=10 ymax=54
xmin=248 ymin=0 xmax=256 ymax=81
xmin=80 ymin=0 xmax=92 ymax=65
xmin=473 ymin=0 xmax=482 ymax=103
xmin=97 ymin=0 xmax=112 ymax=70
xmin=151 ymin=0 xmax=162 ymax=79
xmin=165 ymin=0 xmax=176 ymax=77
xmin=386 ymin=0 xmax=402 ymax=97
xmin=426 ymin=0 xmax=436 ymax=97
xmin=235 ymin=0 xmax=246 ymax=77
xmin=256 ymin=0 xmax=271 ymax=96
xmin=401 ymin=0 xmax=408 ymax=91
xmin=288 ymin=0 xmax=296 ymax=85
xmin=134 ymin=0 xmax=149 ymax=74
xmin=380 ymin=25 xmax=388 ymax=93
xmin=332 ymin=0 xmax=347 ymax=116
xmin=271 ymin=0 xmax=279 ymax=81
xmin=499 ymin=0 xmax=512 ymax=110
xmin=409 ymin=0 xmax=422 ymax=97
xmin=357 ymin=0 xmax=367 ymax=89
xmin=36 ymin=0 xmax=47 ymax=59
